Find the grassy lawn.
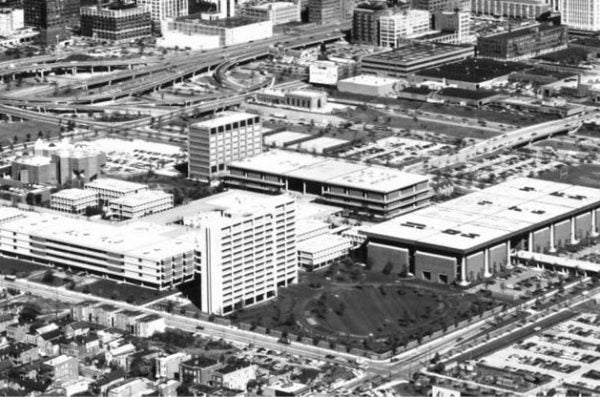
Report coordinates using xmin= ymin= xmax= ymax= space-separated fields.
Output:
xmin=230 ymin=263 xmax=497 ymax=353
xmin=0 ymin=257 xmax=48 ymax=277
xmin=537 ymin=164 xmax=600 ymax=189
xmin=75 ymin=278 xmax=177 ymax=305
xmin=0 ymin=121 xmax=61 ymax=147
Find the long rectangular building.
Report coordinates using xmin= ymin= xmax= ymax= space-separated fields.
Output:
xmin=226 ymin=149 xmax=430 ymax=220
xmin=363 ymin=178 xmax=600 ymax=286
xmin=360 ymin=42 xmax=474 ymax=78
xmin=0 ymin=208 xmax=196 ymax=289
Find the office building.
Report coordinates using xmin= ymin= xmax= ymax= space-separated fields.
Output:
xmin=84 ymin=178 xmax=148 ymax=204
xmin=472 ymin=0 xmax=550 ymax=19
xmin=108 ymin=190 xmax=174 ymax=220
xmin=188 ymin=111 xmax=262 ymax=182
xmin=0 ymin=7 xmax=23 ymax=36
xmin=161 ymin=16 xmax=272 ymax=49
xmin=309 ymin=0 xmax=353 ymax=24
xmin=23 ymin=0 xmax=80 ymax=44
xmin=352 ymin=1 xmax=398 ymax=45
xmin=136 ymin=0 xmax=187 ymax=32
xmin=80 ymin=2 xmax=152 ymax=42
xmin=226 ymin=149 xmax=431 ymax=220
xmin=360 ymin=42 xmax=474 ymax=78
xmin=412 ymin=0 xmax=469 ymax=11
xmin=433 ymin=9 xmax=470 ymax=43
xmin=50 ymin=188 xmax=98 ymax=215
xmin=183 ymin=190 xmax=297 ymax=315
xmin=559 ymin=0 xmax=600 ymax=31
xmin=0 ymin=207 xmax=196 ymax=289
xmin=363 ymin=178 xmax=600 ymax=285
xmin=298 ymin=234 xmax=352 ymax=270
xmin=244 ymin=1 xmax=300 ymax=25
xmin=477 ymin=23 xmax=568 ymax=60
xmin=379 ymin=9 xmax=431 ymax=47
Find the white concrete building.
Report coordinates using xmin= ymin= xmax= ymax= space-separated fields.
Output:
xmin=188 ymin=111 xmax=262 ymax=182
xmin=84 ymin=178 xmax=148 ymax=204
xmin=184 ymin=190 xmax=297 ymax=315
xmin=0 ymin=207 xmax=196 ymax=290
xmin=156 ymin=352 xmax=190 ymax=379
xmin=161 ymin=16 xmax=272 ymax=49
xmin=379 ymin=9 xmax=431 ymax=47
xmin=136 ymin=314 xmax=166 ymax=337
xmin=136 ymin=0 xmax=188 ymax=31
xmin=50 ymin=188 xmax=98 ymax=215
xmin=298 ymin=234 xmax=352 ymax=270
xmin=559 ymin=0 xmax=600 ymax=31
xmin=472 ymin=0 xmax=550 ymax=19
xmin=244 ymin=1 xmax=300 ymax=25
xmin=337 ymin=74 xmax=402 ymax=97
xmin=108 ymin=190 xmax=174 ymax=220
xmin=0 ymin=8 xmax=24 ymax=36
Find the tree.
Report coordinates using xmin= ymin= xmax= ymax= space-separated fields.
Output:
xmin=382 ymin=261 xmax=394 ymax=275
xmin=19 ymin=303 xmax=41 ymax=323
xmin=41 ymin=270 xmax=54 ymax=284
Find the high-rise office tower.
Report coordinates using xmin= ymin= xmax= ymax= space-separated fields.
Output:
xmin=559 ymin=0 xmax=600 ymax=31
xmin=309 ymin=0 xmax=354 ymax=24
xmin=23 ymin=0 xmax=81 ymax=44
xmin=136 ymin=0 xmax=187 ymax=32
xmin=185 ymin=190 xmax=297 ymax=315
xmin=412 ymin=0 xmax=469 ymax=12
xmin=188 ymin=111 xmax=263 ymax=182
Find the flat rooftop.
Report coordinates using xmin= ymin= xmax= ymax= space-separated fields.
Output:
xmin=109 ymin=190 xmax=172 ymax=206
xmin=228 ymin=149 xmax=428 ymax=193
xmin=190 ymin=111 xmax=259 ymax=130
xmin=339 ymin=74 xmax=402 ymax=86
xmin=250 ymin=1 xmax=296 ymax=9
xmin=0 ymin=208 xmax=195 ymax=260
xmin=178 ymin=15 xmax=261 ymax=28
xmin=85 ymin=178 xmax=148 ymax=193
xmin=362 ymin=43 xmax=473 ymax=65
xmin=15 ymin=156 xmax=52 ymax=166
xmin=52 ymin=188 xmax=97 ymax=200
xmin=416 ymin=58 xmax=527 ymax=83
xmin=264 ymin=131 xmax=310 ymax=147
xmin=142 ymin=189 xmax=294 ymax=225
xmin=364 ymin=178 xmax=600 ymax=253
xmin=438 ymin=87 xmax=499 ymax=100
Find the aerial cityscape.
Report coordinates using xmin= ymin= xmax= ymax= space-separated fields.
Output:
xmin=0 ymin=0 xmax=600 ymax=395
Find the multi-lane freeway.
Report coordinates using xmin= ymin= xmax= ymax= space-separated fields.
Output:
xmin=425 ymin=110 xmax=600 ymax=170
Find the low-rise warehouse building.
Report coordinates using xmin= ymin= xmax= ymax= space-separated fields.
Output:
xmin=360 ymin=42 xmax=474 ymax=78
xmin=226 ymin=149 xmax=430 ymax=219
xmin=411 ymin=58 xmax=527 ymax=90
xmin=435 ymin=87 xmax=502 ymax=106
xmin=363 ymin=178 xmax=600 ymax=286
xmin=50 ymin=188 xmax=98 ymax=215
xmin=337 ymin=74 xmax=403 ymax=97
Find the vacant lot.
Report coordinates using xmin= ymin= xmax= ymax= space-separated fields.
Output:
xmin=537 ymin=164 xmax=600 ymax=189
